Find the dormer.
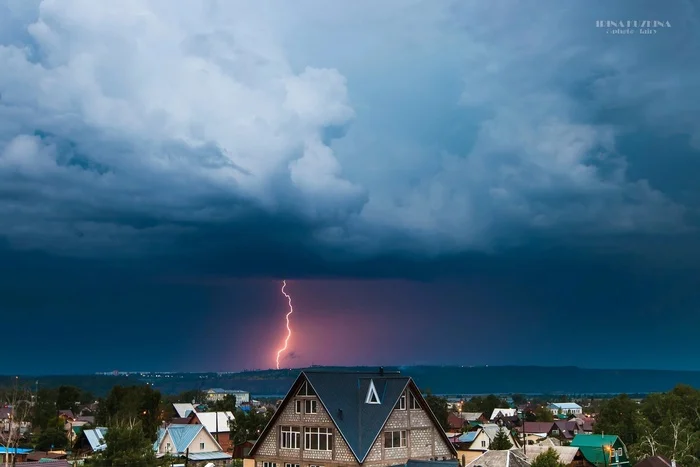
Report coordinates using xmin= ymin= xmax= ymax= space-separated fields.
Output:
xmin=365 ymin=379 xmax=381 ymax=404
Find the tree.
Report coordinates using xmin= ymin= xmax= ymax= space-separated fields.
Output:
xmin=535 ymin=406 xmax=554 ymax=422
xmin=85 ymin=420 xmax=164 ymax=467
xmin=230 ymin=408 xmax=274 ymax=446
xmin=34 ymin=417 xmax=69 ymax=452
xmin=512 ymin=394 xmax=527 ymax=406
xmin=210 ymin=394 xmax=237 ymax=412
xmin=531 ymin=448 xmax=567 ymax=467
xmin=595 ymin=394 xmax=644 ymax=445
xmin=56 ymin=386 xmax=82 ymax=414
xmin=490 ymin=427 xmax=513 ymax=450
xmin=424 ymin=392 xmax=450 ymax=432
xmin=33 ymin=388 xmax=59 ymax=431
xmin=0 ymin=379 xmax=33 ymax=467
xmin=97 ymin=385 xmax=163 ymax=442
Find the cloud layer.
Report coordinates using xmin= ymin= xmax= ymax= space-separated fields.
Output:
xmin=1 ymin=0 xmax=698 ymax=267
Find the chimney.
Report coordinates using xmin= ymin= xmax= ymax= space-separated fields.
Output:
xmin=379 ymin=367 xmax=384 ymax=376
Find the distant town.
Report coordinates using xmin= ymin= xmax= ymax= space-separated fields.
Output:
xmin=1 ymin=367 xmax=698 ymax=467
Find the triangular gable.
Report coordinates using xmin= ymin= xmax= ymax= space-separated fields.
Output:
xmin=365 ymin=379 xmax=381 ymax=404
xmin=249 ymin=371 xmax=457 ymax=463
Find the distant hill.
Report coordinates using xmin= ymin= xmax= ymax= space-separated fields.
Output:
xmin=3 ymin=366 xmax=700 ymax=397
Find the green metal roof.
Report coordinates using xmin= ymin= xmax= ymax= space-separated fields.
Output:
xmin=571 ymin=434 xmax=623 ymax=465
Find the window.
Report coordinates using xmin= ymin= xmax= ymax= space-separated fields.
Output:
xmin=199 ymin=442 xmax=205 ymax=450
xmin=305 ymin=427 xmax=333 ymax=451
xmin=617 ymin=448 xmax=623 ymax=457
xmin=285 ymin=464 xmax=300 ymax=467
xmin=481 ymin=441 xmax=486 ymax=448
xmin=297 ymin=381 xmax=316 ymax=396
xmin=409 ymin=393 xmax=420 ymax=410
xmin=166 ymin=442 xmax=171 ymax=452
xmin=395 ymin=393 xmax=406 ymax=410
xmin=365 ymin=380 xmax=381 ymax=404
xmin=384 ymin=430 xmax=407 ymax=448
xmin=551 ymin=429 xmax=559 ymax=435
xmin=295 ymin=400 xmax=302 ymax=414
xmin=281 ymin=426 xmax=301 ymax=449
xmin=263 ymin=463 xmax=277 ymax=467
xmin=305 ymin=400 xmax=318 ymax=414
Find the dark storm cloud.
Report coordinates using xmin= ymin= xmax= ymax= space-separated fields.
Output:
xmin=0 ymin=0 xmax=698 ymax=275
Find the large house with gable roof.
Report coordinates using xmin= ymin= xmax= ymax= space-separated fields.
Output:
xmin=247 ymin=369 xmax=457 ymax=467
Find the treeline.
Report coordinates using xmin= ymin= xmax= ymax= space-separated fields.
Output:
xmin=595 ymin=384 xmax=700 ymax=466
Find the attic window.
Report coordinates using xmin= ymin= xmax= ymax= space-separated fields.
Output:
xmin=365 ymin=379 xmax=381 ymax=404
xmin=297 ymin=381 xmax=316 ymax=397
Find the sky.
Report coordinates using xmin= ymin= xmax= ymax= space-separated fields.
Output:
xmin=1 ymin=0 xmax=699 ymax=375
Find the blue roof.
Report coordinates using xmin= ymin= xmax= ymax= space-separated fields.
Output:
xmin=0 ymin=447 xmax=33 ymax=454
xmin=457 ymin=431 xmax=478 ymax=443
xmin=188 ymin=451 xmax=232 ymax=460
xmin=155 ymin=425 xmax=204 ymax=453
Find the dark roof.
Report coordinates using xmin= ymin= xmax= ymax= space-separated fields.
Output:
xmin=251 ymin=370 xmax=456 ymax=463
xmin=523 ymin=422 xmax=554 ymax=434
xmin=304 ymin=371 xmax=411 ymax=462
xmin=634 ymin=456 xmax=673 ymax=467
xmin=391 ymin=460 xmax=460 ymax=467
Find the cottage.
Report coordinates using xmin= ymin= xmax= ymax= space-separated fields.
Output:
xmin=154 ymin=424 xmax=232 ymax=466
xmin=465 ymin=424 xmax=519 ymax=452
xmin=189 ymin=411 xmax=236 ymax=452
xmin=489 ymin=409 xmax=517 ymax=421
xmin=206 ymin=388 xmax=251 ymax=406
xmin=247 ymin=369 xmax=457 ymax=467
xmin=547 ymin=403 xmax=582 ymax=416
xmin=523 ymin=446 xmax=593 ymax=467
xmin=571 ymin=434 xmax=630 ymax=467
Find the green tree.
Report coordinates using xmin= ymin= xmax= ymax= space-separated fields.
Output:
xmin=531 ymin=448 xmax=566 ymax=467
xmin=230 ymin=408 xmax=274 ymax=445
xmin=85 ymin=420 xmax=164 ymax=467
xmin=56 ymin=386 xmax=82 ymax=413
xmin=489 ymin=427 xmax=513 ymax=450
xmin=210 ymin=394 xmax=237 ymax=412
xmin=424 ymin=392 xmax=450 ymax=431
xmin=512 ymin=394 xmax=527 ymax=406
xmin=535 ymin=406 xmax=554 ymax=422
xmin=594 ymin=394 xmax=644 ymax=445
xmin=97 ymin=385 xmax=162 ymax=442
xmin=34 ymin=417 xmax=69 ymax=451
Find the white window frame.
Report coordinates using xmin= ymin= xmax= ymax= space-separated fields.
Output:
xmin=304 ymin=427 xmax=333 ymax=451
xmin=481 ymin=440 xmax=486 ymax=448
xmin=409 ymin=393 xmax=420 ymax=410
xmin=297 ymin=381 xmax=316 ymax=396
xmin=199 ymin=442 xmax=205 ymax=450
xmin=285 ymin=463 xmax=300 ymax=467
xmin=366 ymin=380 xmax=381 ymax=404
xmin=166 ymin=442 xmax=171 ymax=452
xmin=384 ymin=430 xmax=407 ymax=448
xmin=395 ymin=393 xmax=406 ymax=410
xmin=280 ymin=426 xmax=301 ymax=449
xmin=617 ymin=448 xmax=623 ymax=457
xmin=295 ymin=400 xmax=302 ymax=414
xmin=263 ymin=462 xmax=277 ymax=467
xmin=305 ymin=399 xmax=318 ymax=414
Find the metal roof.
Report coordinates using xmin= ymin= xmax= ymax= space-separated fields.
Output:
xmin=173 ymin=403 xmax=196 ymax=418
xmin=83 ymin=428 xmax=108 ymax=452
xmin=155 ymin=424 xmax=204 ymax=453
xmin=194 ymin=411 xmax=235 ymax=434
xmin=549 ymin=402 xmax=582 ymax=409
xmin=390 ymin=460 xmax=460 ymax=467
xmin=187 ymin=451 xmax=233 ymax=460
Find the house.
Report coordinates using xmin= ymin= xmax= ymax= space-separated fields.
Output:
xmin=571 ymin=434 xmax=630 ymax=467
xmin=247 ymin=369 xmax=457 ymax=467
xmin=448 ymin=413 xmax=467 ymax=432
xmin=633 ymin=456 xmax=675 ymax=467
xmin=466 ymin=424 xmax=519 ymax=452
xmin=548 ymin=403 xmax=582 ymax=416
xmin=451 ymin=432 xmax=483 ymax=466
xmin=76 ymin=427 xmax=108 ymax=456
xmin=233 ymin=440 xmax=257 ymax=459
xmin=26 ymin=450 xmax=69 ymax=462
xmin=459 ymin=413 xmax=486 ymax=425
xmin=154 ymin=424 xmax=233 ymax=466
xmin=174 ymin=402 xmax=197 ymax=418
xmin=523 ymin=446 xmax=593 ymax=467
xmin=206 ymin=389 xmax=251 ymax=406
xmin=489 ymin=409 xmax=517 ymax=421
xmin=0 ymin=447 xmax=32 ymax=463
xmin=521 ymin=422 xmax=555 ymax=438
xmin=465 ymin=449 xmax=530 ymax=467
xmin=189 ymin=411 xmax=236 ymax=451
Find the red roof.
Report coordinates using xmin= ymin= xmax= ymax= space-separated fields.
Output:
xmin=523 ymin=421 xmax=554 ymax=433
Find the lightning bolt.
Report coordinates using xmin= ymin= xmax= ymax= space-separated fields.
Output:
xmin=275 ymin=280 xmax=294 ymax=370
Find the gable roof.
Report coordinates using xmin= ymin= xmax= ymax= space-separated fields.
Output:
xmin=523 ymin=422 xmax=554 ymax=434
xmin=173 ymin=403 xmax=196 ymax=418
xmin=524 ymin=446 xmax=581 ymax=465
xmin=634 ymin=456 xmax=673 ymax=467
xmin=193 ymin=411 xmax=235 ymax=434
xmin=391 ymin=460 xmax=460 ymax=467
xmin=83 ymin=427 xmax=108 ymax=452
xmin=156 ymin=424 xmax=215 ymax=454
xmin=571 ymin=434 xmax=624 ymax=465
xmin=250 ymin=370 xmax=457 ymax=463
xmin=465 ymin=449 xmax=530 ymax=467
xmin=490 ymin=408 xmax=517 ymax=420
xmin=549 ymin=403 xmax=582 ymax=410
